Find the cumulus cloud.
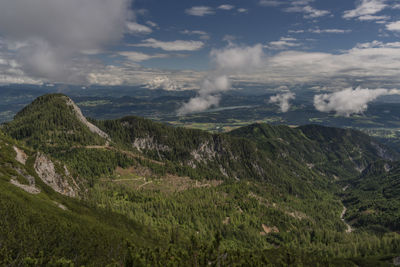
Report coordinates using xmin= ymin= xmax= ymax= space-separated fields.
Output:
xmin=0 ymin=0 xmax=132 ymax=83
xmin=126 ymin=22 xmax=152 ymax=35
xmin=386 ymin=21 xmax=400 ymax=31
xmin=146 ymin=76 xmax=179 ymax=91
xmin=343 ymin=0 xmax=388 ymax=20
xmin=265 ymin=37 xmax=301 ymax=50
xmin=210 ymin=45 xmax=264 ymax=72
xmin=314 ymin=87 xmax=400 ymax=116
xmin=185 ymin=6 xmax=215 ymax=16
xmin=84 ymin=39 xmax=400 ymax=90
xmin=87 ymin=64 xmax=202 ymax=89
xmin=181 ymin=30 xmax=210 ymax=40
xmin=178 ymin=95 xmax=221 ymax=114
xmin=133 ymin=38 xmax=204 ymax=51
xmin=358 ymin=14 xmax=390 ymax=21
xmin=238 ymin=40 xmax=400 ymax=89
xmin=259 ymin=0 xmax=329 ymax=18
xmin=178 ymin=45 xmax=264 ymax=115
xmin=269 ymin=92 xmax=296 ymax=112
xmin=218 ymin=5 xmax=235 ymax=10
xmin=284 ymin=1 xmax=330 ymax=19
xmin=118 ymin=51 xmax=169 ymax=62
xmin=309 ymin=28 xmax=352 ymax=34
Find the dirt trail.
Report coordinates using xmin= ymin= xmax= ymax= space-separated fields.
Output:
xmin=340 ymin=205 xmax=354 ymax=233
xmin=83 ymin=145 xmax=165 ymax=166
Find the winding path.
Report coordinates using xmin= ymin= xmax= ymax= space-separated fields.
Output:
xmin=340 ymin=205 xmax=354 ymax=233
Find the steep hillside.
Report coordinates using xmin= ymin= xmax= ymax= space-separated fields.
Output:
xmin=343 ymin=160 xmax=400 ymax=232
xmin=1 ymin=94 xmax=400 ymax=265
xmin=2 ymin=94 xmax=108 ymax=152
xmin=230 ymin=123 xmax=396 ymax=179
xmin=0 ymin=130 xmax=158 ymax=265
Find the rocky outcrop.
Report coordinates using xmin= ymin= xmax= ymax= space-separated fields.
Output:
xmin=13 ymin=146 xmax=28 ymax=165
xmin=10 ymin=167 xmax=40 ymax=194
xmin=34 ymin=153 xmax=77 ymax=197
xmin=190 ymin=141 xmax=216 ymax=163
xmin=10 ymin=179 xmax=40 ymax=194
xmin=65 ymin=97 xmax=110 ymax=141
xmin=260 ymin=224 xmax=279 ymax=235
xmin=133 ymin=136 xmax=171 ymax=153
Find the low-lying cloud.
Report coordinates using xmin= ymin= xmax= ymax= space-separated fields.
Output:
xmin=269 ymin=92 xmax=296 ymax=112
xmin=314 ymin=87 xmax=400 ymax=116
xmin=178 ymin=44 xmax=263 ymax=115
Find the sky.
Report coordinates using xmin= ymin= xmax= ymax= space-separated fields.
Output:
xmin=0 ymin=0 xmax=400 ymax=114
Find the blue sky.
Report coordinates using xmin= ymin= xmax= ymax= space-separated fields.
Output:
xmin=0 ymin=0 xmax=400 ymax=96
xmin=0 ymin=0 xmax=400 ymax=115
xmin=118 ymin=0 xmax=400 ymax=70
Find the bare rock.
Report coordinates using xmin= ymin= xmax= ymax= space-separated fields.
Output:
xmin=34 ymin=153 xmax=76 ymax=197
xmin=10 ymin=179 xmax=40 ymax=194
xmin=13 ymin=146 xmax=28 ymax=165
xmin=65 ymin=97 xmax=110 ymax=141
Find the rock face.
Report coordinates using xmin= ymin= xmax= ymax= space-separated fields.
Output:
xmin=133 ymin=136 xmax=171 ymax=152
xmin=10 ymin=179 xmax=40 ymax=194
xmin=13 ymin=146 xmax=28 ymax=165
xmin=34 ymin=153 xmax=76 ymax=197
xmin=10 ymin=166 xmax=41 ymax=194
xmin=65 ymin=98 xmax=110 ymax=141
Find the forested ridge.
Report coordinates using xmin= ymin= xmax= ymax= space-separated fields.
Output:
xmin=0 ymin=93 xmax=400 ymax=266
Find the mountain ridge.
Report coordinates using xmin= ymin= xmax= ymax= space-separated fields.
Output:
xmin=1 ymin=93 xmax=400 ymax=265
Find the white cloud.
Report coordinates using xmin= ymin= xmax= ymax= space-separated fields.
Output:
xmin=178 ymin=94 xmax=221 ymax=114
xmin=343 ymin=0 xmax=388 ymax=20
xmin=87 ymin=64 xmax=203 ymax=89
xmin=225 ymin=40 xmax=400 ymax=90
xmin=284 ymin=1 xmax=330 ymax=19
xmin=314 ymin=87 xmax=400 ymax=116
xmin=265 ymin=37 xmax=301 ymax=50
xmin=210 ymin=45 xmax=264 ymax=72
xmin=126 ymin=22 xmax=152 ymax=35
xmin=146 ymin=76 xmax=179 ymax=91
xmin=259 ymin=0 xmax=284 ymax=7
xmin=386 ymin=21 xmax=400 ymax=31
xmin=358 ymin=14 xmax=390 ymax=21
xmin=134 ymin=38 xmax=204 ymax=51
xmin=237 ymin=8 xmax=248 ymax=13
xmin=0 ymin=0 xmax=132 ymax=83
xmin=309 ymin=28 xmax=352 ymax=34
xmin=218 ymin=4 xmax=235 ymax=10
xmin=355 ymin=40 xmax=400 ymax=48
xmin=118 ymin=51 xmax=169 ymax=62
xmin=146 ymin=21 xmax=158 ymax=28
xmin=178 ymin=45 xmax=264 ymax=115
xmin=185 ymin=6 xmax=215 ymax=16
xmin=288 ymin=30 xmax=305 ymax=34
xmin=269 ymin=92 xmax=296 ymax=112
xmin=260 ymin=0 xmax=329 ymax=18
xmin=181 ymin=30 xmax=210 ymax=40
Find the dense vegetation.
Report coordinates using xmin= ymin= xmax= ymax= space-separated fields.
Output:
xmin=343 ymin=160 xmax=400 ymax=232
xmin=2 ymin=94 xmax=106 ymax=152
xmin=1 ymin=94 xmax=400 ymax=266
